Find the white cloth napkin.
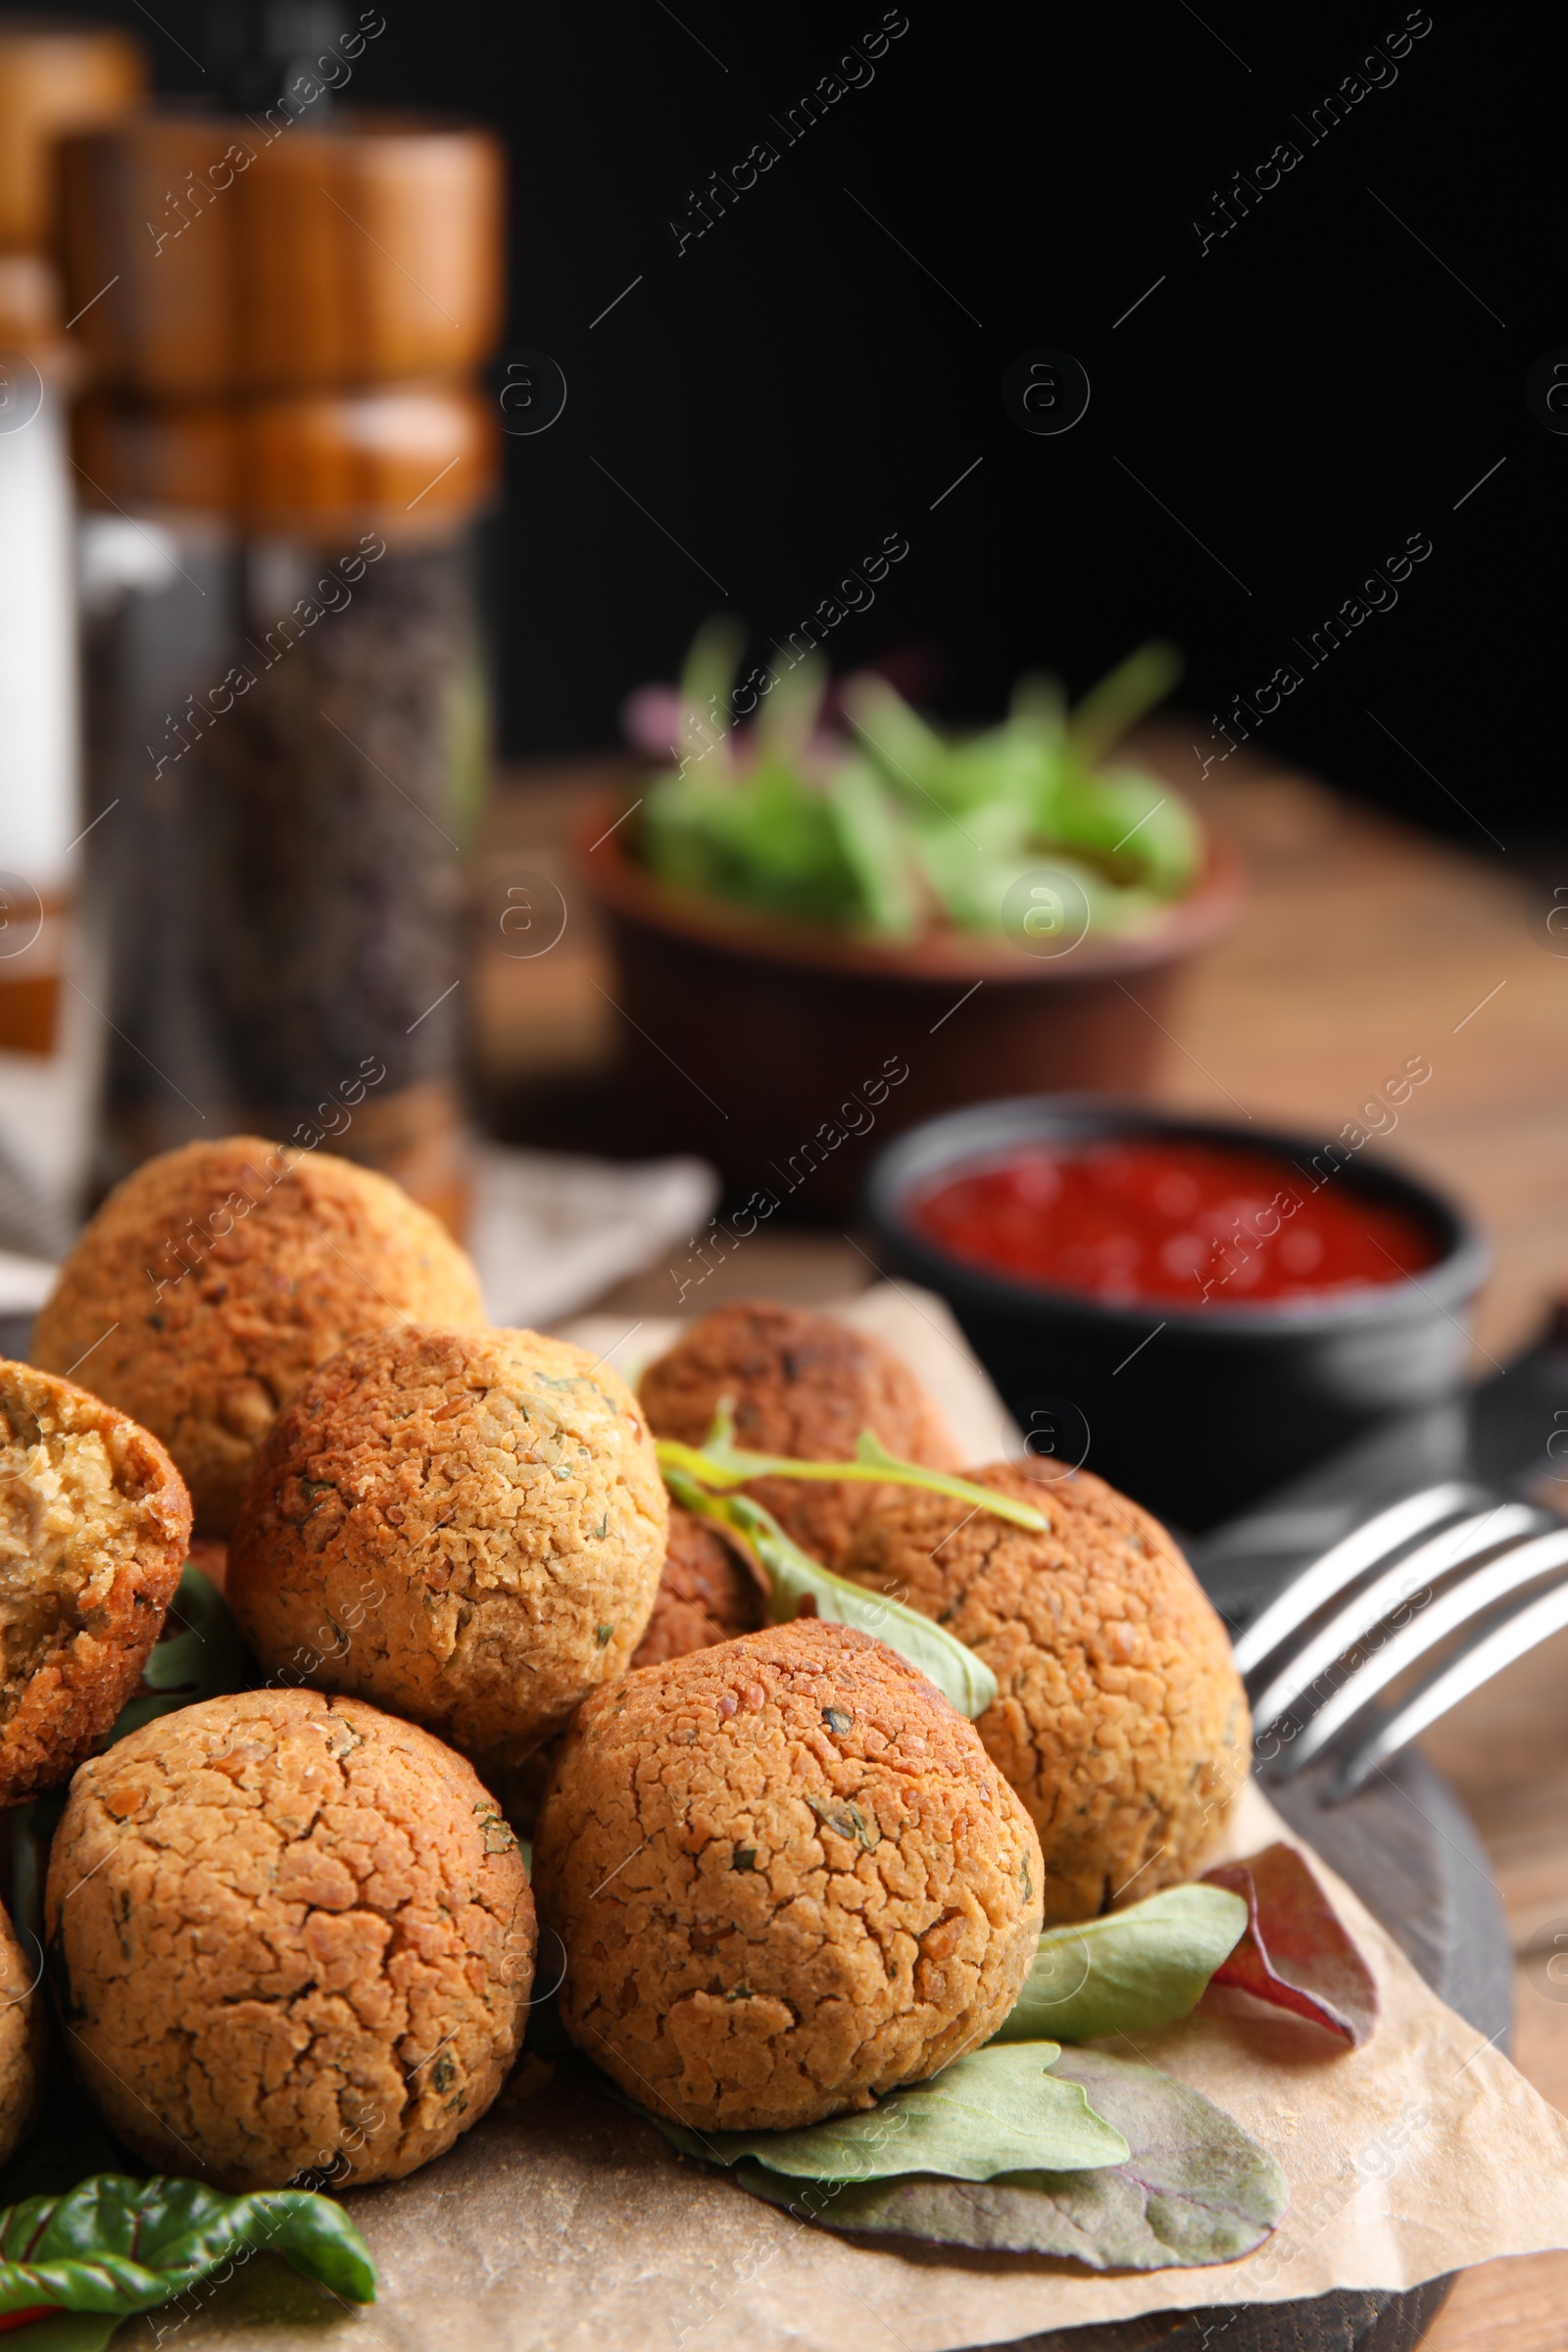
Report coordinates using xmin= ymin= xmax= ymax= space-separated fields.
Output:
xmin=467 ymin=1143 xmax=718 ymax=1328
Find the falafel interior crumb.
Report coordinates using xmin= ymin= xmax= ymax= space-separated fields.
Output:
xmin=0 ymin=1416 xmax=162 ymax=1724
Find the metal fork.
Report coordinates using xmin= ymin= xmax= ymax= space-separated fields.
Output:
xmin=1232 ymin=1479 xmax=1568 ymax=1798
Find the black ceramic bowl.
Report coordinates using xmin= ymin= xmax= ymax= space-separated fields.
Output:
xmin=864 ymin=1096 xmax=1489 ymax=1534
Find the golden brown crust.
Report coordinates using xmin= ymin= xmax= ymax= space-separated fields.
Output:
xmin=0 ymin=1358 xmax=191 ymax=1808
xmin=631 ymin=1503 xmax=768 ymax=1669
xmin=227 ymin=1325 xmax=668 ymax=1766
xmin=638 ymin=1300 xmax=957 ymax=1568
xmin=533 ymin=1618 xmax=1043 ymax=2132
xmin=0 ymin=1895 xmax=46 ymax=2166
xmin=479 ymin=1512 xmax=754 ymax=1833
xmin=45 ymin=1689 xmax=534 ymax=2190
xmin=839 ymin=1462 xmax=1250 ymax=1924
xmin=31 ymin=1137 xmax=486 ymax=1536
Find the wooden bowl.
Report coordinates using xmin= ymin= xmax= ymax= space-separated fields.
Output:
xmin=572 ymin=794 xmax=1244 ymax=1214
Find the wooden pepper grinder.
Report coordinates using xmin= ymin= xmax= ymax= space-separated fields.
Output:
xmin=55 ymin=9 xmax=504 ymax=1237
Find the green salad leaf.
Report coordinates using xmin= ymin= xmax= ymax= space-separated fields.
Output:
xmin=637 ymin=630 xmax=1199 ymax=939
xmin=735 ymin=2047 xmax=1289 ymax=2270
xmin=662 ymin=1470 xmax=999 ymax=1720
xmin=994 ymin=1884 xmax=1250 ymax=2045
xmin=620 ymin=2042 xmax=1129 ymax=2182
xmin=0 ymin=2176 xmax=374 ymax=2320
xmin=1064 ymin=642 xmax=1184 ymax=767
xmin=657 ymin=1410 xmax=1046 ymax=1532
xmin=6 ymin=1566 xmax=252 ymax=1971
xmin=103 ymin=1564 xmax=253 ymax=1745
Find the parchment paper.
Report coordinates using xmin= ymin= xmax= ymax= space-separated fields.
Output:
xmin=564 ymin=1282 xmax=1025 ymax=1464
xmin=113 ymin=1290 xmax=1568 ymax=2350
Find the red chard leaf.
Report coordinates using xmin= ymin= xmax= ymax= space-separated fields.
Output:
xmin=1202 ymin=1842 xmax=1379 ymax=2049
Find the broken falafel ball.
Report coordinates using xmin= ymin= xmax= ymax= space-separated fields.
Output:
xmin=838 ymin=1460 xmax=1250 ymax=1925
xmin=45 ymin=1688 xmax=534 ymax=2189
xmin=227 ymin=1324 xmax=668 ymax=1767
xmin=31 ymin=1137 xmax=486 ymax=1538
xmin=638 ymin=1300 xmax=958 ymax=1570
xmin=0 ymin=1357 xmax=191 ymax=1807
xmin=533 ymin=1618 xmax=1043 ymax=2132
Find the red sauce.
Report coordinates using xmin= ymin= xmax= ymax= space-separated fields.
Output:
xmin=909 ymin=1137 xmax=1439 ymax=1308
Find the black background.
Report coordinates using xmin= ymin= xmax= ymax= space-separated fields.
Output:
xmin=30 ymin=0 xmax=1556 ymax=849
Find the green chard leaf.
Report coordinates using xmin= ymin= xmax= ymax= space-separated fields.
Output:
xmin=1204 ymin=1843 xmax=1379 ymax=2048
xmin=619 ymin=2043 xmax=1128 ymax=2183
xmin=0 ymin=2176 xmax=375 ymax=2320
xmin=2 ymin=2316 xmax=122 ymax=2350
xmin=661 ymin=1470 xmax=999 ymax=1720
xmin=736 ymin=2047 xmax=1288 ymax=2271
xmin=994 ymin=1884 xmax=1249 ymax=2046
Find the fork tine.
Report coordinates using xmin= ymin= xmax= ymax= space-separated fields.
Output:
xmin=1266 ymin=1523 xmax=1568 ymax=1777
xmin=1332 ymin=1569 xmax=1568 ymax=1797
xmin=1230 ymin=1482 xmax=1488 ymax=1679
xmin=1250 ymin=1501 xmax=1547 ymax=1732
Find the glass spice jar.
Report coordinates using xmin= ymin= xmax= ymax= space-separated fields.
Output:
xmin=75 ymin=381 xmax=495 ymax=1232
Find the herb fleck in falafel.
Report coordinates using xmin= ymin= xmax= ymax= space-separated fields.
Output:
xmin=31 ymin=1137 xmax=486 ymax=1537
xmin=638 ymin=1301 xmax=957 ymax=1568
xmin=533 ymin=1618 xmax=1043 ymax=2132
xmin=227 ymin=1324 xmax=667 ymax=1765
xmin=46 ymin=1689 xmax=534 ymax=2189
xmin=839 ymin=1461 xmax=1250 ymax=1924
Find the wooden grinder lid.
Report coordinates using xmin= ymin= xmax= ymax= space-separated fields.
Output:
xmin=56 ymin=105 xmax=504 ymax=396
xmin=74 ymin=376 xmax=499 ymax=534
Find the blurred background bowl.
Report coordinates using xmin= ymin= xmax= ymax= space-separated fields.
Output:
xmin=865 ymin=1094 xmax=1489 ymax=1533
xmin=575 ymin=794 xmax=1243 ymax=1211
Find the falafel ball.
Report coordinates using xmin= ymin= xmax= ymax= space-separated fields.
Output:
xmin=0 ymin=1895 xmax=46 ymax=2165
xmin=31 ymin=1137 xmax=486 ymax=1537
xmin=838 ymin=1461 xmax=1250 ymax=1925
xmin=631 ymin=1503 xmax=768 ymax=1668
xmin=45 ymin=1689 xmax=534 ymax=2189
xmin=533 ymin=1618 xmax=1043 ymax=2132
xmin=227 ymin=1325 xmax=668 ymax=1766
xmin=638 ymin=1300 xmax=957 ymax=1569
xmin=0 ymin=1358 xmax=191 ymax=1807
